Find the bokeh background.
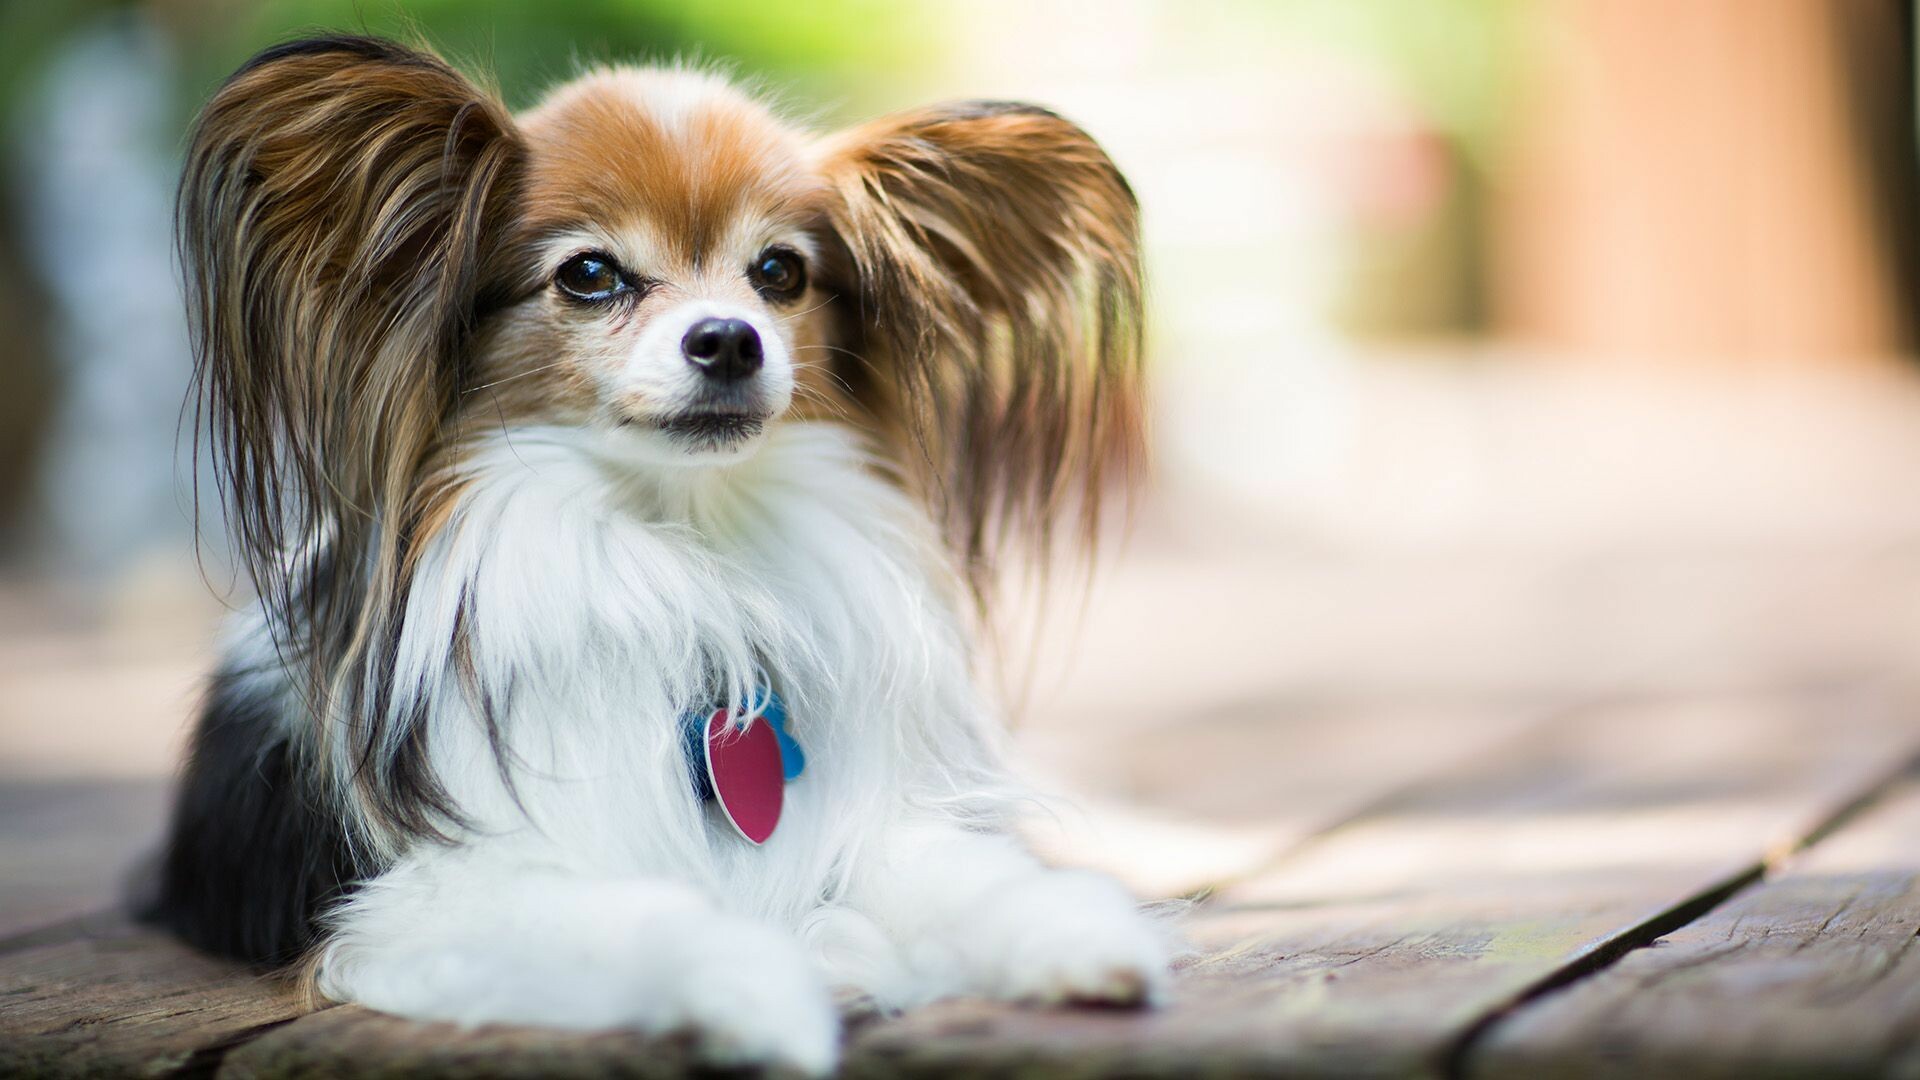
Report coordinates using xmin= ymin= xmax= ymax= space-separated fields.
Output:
xmin=0 ymin=0 xmax=1914 ymax=923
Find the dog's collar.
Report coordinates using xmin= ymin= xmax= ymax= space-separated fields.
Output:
xmin=681 ymin=685 xmax=804 ymax=845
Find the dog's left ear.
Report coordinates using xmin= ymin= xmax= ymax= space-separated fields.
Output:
xmin=816 ymin=102 xmax=1146 ymax=594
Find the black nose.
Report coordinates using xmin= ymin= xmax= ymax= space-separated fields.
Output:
xmin=681 ymin=318 xmax=763 ymax=382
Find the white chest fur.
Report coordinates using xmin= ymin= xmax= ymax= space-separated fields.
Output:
xmin=382 ymin=422 xmax=1003 ymax=925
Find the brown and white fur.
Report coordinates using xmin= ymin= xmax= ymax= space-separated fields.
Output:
xmin=146 ymin=36 xmax=1160 ymax=1073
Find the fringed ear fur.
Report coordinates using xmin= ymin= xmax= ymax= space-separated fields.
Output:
xmin=180 ymin=35 xmax=521 ymax=837
xmin=815 ymin=101 xmax=1147 ymax=599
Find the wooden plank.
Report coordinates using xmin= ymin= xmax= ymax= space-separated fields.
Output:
xmin=8 ymin=688 xmax=1910 ymax=1077
xmin=840 ymin=686 xmax=1920 ymax=1078
xmin=1468 ymin=774 xmax=1920 ymax=1080
xmin=1010 ymin=539 xmax=1920 ymax=902
xmin=0 ymin=915 xmax=311 ymax=1079
xmin=1019 ymin=694 xmax=1544 ymax=898
xmin=217 ymin=1005 xmax=704 ymax=1080
xmin=0 ymin=778 xmax=171 ymax=939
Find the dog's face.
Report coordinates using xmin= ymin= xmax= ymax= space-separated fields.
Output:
xmin=182 ymin=35 xmax=1145 ymax=680
xmin=480 ymin=71 xmax=836 ymax=462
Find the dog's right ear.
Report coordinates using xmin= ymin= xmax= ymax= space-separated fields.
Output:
xmin=181 ymin=36 xmax=520 ymax=670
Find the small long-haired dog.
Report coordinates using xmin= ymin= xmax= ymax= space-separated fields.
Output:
xmin=145 ymin=35 xmax=1164 ymax=1073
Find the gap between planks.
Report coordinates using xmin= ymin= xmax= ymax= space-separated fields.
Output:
xmin=1173 ymin=698 xmax=1599 ymax=902
xmin=1173 ymin=681 xmax=1892 ymax=907
xmin=1435 ymin=747 xmax=1920 ymax=1080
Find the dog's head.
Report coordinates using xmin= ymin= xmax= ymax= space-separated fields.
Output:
xmin=184 ymin=35 xmax=1142 ymax=643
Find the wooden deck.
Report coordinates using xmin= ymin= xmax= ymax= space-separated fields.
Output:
xmin=7 ymin=362 xmax=1920 ymax=1076
xmin=7 ymin=694 xmax=1918 ymax=1078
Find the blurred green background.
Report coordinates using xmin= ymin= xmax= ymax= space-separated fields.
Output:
xmin=0 ymin=0 xmax=1912 ymax=576
xmin=0 ymin=0 xmax=1544 ymax=569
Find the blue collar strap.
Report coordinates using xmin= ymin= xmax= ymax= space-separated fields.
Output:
xmin=681 ymin=685 xmax=805 ymax=801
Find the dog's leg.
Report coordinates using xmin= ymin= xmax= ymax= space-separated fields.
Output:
xmin=835 ymin=820 xmax=1172 ymax=1009
xmin=314 ymin=844 xmax=838 ymax=1074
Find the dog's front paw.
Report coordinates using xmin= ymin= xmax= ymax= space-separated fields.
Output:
xmin=665 ymin=916 xmax=839 ymax=1075
xmin=965 ymin=870 xmax=1172 ymax=1007
xmin=322 ymin=897 xmax=838 ymax=1075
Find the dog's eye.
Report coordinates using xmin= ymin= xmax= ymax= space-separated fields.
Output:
xmin=554 ymin=252 xmax=628 ymax=301
xmin=750 ymin=248 xmax=806 ymax=302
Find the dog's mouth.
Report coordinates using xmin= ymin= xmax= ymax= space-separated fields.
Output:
xmin=653 ymin=409 xmax=768 ymax=449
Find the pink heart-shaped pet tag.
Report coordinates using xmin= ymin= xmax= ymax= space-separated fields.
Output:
xmin=704 ymin=709 xmax=784 ymax=844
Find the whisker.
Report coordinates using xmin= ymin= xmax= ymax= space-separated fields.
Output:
xmin=785 ymin=360 xmax=855 ymax=410
xmin=462 ymin=361 xmax=568 ymax=395
xmin=778 ymin=294 xmax=838 ymax=322
xmin=787 ymin=382 xmax=854 ymax=423
xmin=790 ymin=356 xmax=859 ymax=397
xmin=791 ymin=343 xmax=872 ymax=369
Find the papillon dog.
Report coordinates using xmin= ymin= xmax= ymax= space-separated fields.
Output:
xmin=144 ymin=35 xmax=1164 ymax=1073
